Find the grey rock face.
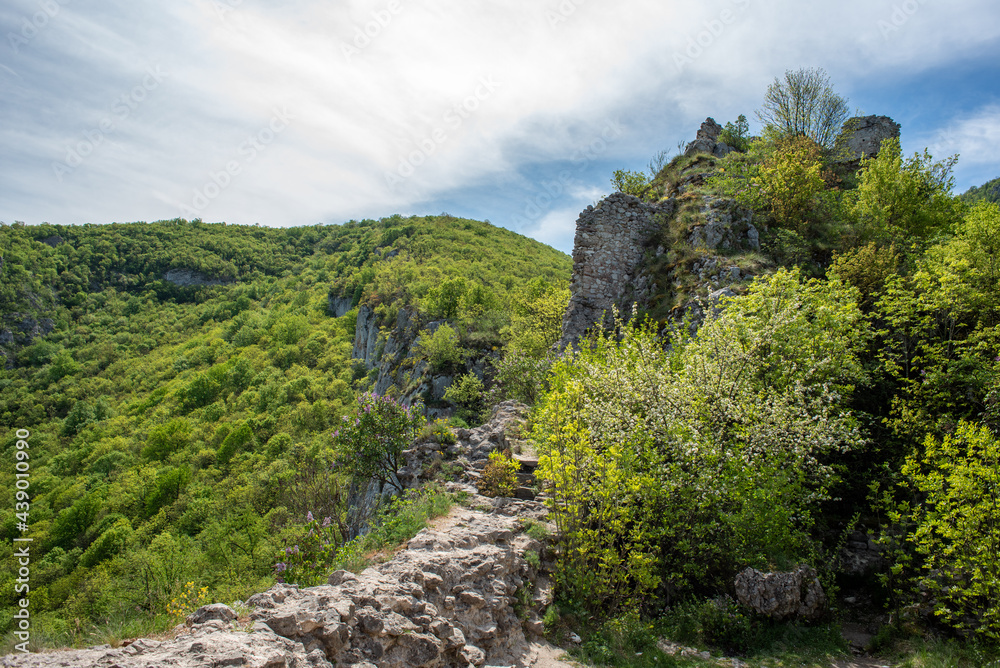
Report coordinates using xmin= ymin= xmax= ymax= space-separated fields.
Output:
xmin=328 ymin=296 xmax=354 ymax=318
xmin=835 ymin=115 xmax=900 ymax=163
xmin=163 ymin=268 xmax=234 ymax=287
xmin=685 ymin=118 xmax=733 ymax=158
xmin=352 ymin=304 xmax=380 ymax=370
xmin=186 ymin=603 xmax=237 ymax=625
xmin=559 ymin=192 xmax=675 ymax=348
xmin=687 ymin=197 xmax=757 ymax=252
xmin=734 ymin=565 xmax=826 ymax=621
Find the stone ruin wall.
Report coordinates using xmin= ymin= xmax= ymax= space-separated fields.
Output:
xmin=559 ymin=192 xmax=674 ymax=348
xmin=558 ymin=115 xmax=901 ymax=349
xmin=835 ymin=115 xmax=901 ymax=163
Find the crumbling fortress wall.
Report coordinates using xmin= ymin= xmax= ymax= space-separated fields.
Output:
xmin=558 ymin=192 xmax=674 ymax=348
xmin=835 ymin=115 xmax=900 ymax=165
xmin=558 ymin=115 xmax=902 ymax=349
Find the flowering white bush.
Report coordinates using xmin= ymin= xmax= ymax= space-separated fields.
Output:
xmin=534 ymin=268 xmax=869 ymax=609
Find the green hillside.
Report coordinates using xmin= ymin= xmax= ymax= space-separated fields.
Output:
xmin=960 ymin=175 xmax=1000 ymax=205
xmin=0 ymin=215 xmax=570 ymax=645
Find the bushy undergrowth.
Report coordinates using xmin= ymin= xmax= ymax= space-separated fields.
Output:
xmin=478 ymin=450 xmax=520 ymax=498
xmin=534 ymin=269 xmax=869 ymax=610
xmin=277 ymin=485 xmax=454 ymax=586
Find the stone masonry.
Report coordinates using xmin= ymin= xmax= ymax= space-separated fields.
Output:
xmin=834 ymin=115 xmax=900 ymax=164
xmin=559 ymin=192 xmax=674 ymax=348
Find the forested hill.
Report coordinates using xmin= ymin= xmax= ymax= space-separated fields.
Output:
xmin=0 ymin=215 xmax=570 ymax=643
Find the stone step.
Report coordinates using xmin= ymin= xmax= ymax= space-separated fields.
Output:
xmin=514 ymin=487 xmax=536 ymax=501
xmin=516 ymin=472 xmax=535 ymax=486
xmin=515 ymin=456 xmax=538 ymax=473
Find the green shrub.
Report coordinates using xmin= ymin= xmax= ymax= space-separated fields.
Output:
xmin=533 ymin=269 xmax=869 ymax=610
xmin=419 ymin=417 xmax=457 ymax=445
xmin=416 ymin=324 xmax=466 ymax=372
xmin=142 ymin=419 xmax=191 ymax=460
xmin=611 ymin=170 xmax=652 ymax=198
xmin=849 ymin=137 xmax=959 ymax=244
xmin=829 ymin=242 xmax=900 ymax=308
xmin=487 ymin=349 xmax=554 ymax=406
xmin=80 ymin=518 xmax=133 ymax=568
xmin=216 ymin=422 xmax=254 ymax=464
xmin=331 ymin=392 xmax=424 ymax=492
xmin=522 ymin=519 xmax=550 ymax=542
xmin=442 ymin=373 xmax=484 ymax=423
xmin=718 ymin=114 xmax=750 ymax=152
xmin=885 ymin=421 xmax=1000 ymax=640
xmin=478 ymin=450 xmax=520 ymax=498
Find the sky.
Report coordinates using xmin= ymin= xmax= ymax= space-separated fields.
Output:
xmin=1 ymin=0 xmax=999 ymax=254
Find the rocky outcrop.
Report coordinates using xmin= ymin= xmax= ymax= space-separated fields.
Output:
xmin=2 ymin=496 xmax=553 ymax=668
xmin=684 ymin=117 xmax=734 ymax=158
xmin=734 ymin=565 xmax=826 ymax=621
xmin=328 ymin=296 xmax=354 ymax=318
xmin=249 ymin=505 xmax=546 ymax=668
xmin=559 ymin=192 xmax=675 ymax=348
xmin=0 ymin=314 xmax=56 ymax=369
xmin=0 ymin=629 xmax=320 ymax=668
xmin=163 ymin=268 xmax=234 ymax=287
xmin=687 ymin=196 xmax=759 ymax=252
xmin=399 ymin=401 xmax=532 ymax=492
xmin=352 ymin=304 xmax=382 ymax=370
xmin=834 ymin=115 xmax=900 ymax=164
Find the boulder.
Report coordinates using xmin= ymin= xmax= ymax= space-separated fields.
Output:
xmin=685 ymin=118 xmax=733 ymax=157
xmin=734 ymin=565 xmax=826 ymax=621
xmin=186 ymin=603 xmax=237 ymax=626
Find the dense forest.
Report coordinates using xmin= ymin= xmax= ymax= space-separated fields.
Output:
xmin=0 ymin=215 xmax=570 ymax=647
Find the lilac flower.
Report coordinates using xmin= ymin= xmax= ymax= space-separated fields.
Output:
xmin=306 ymin=511 xmax=314 ymax=522
xmin=322 ymin=516 xmax=332 ymax=528
xmin=275 ymin=562 xmax=287 ymax=573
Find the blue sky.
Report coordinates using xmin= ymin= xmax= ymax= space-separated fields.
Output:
xmin=1 ymin=0 xmax=999 ymax=254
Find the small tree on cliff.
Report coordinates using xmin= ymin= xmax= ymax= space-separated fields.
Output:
xmin=756 ymin=67 xmax=850 ymax=149
xmin=332 ymin=392 xmax=425 ymax=493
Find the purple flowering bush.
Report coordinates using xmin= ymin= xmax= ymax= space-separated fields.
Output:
xmin=275 ymin=511 xmax=338 ymax=587
xmin=332 ymin=392 xmax=425 ymax=493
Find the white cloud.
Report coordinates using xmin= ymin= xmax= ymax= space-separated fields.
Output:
xmin=2 ymin=0 xmax=1000 ymax=242
xmin=925 ymin=105 xmax=1000 ymax=166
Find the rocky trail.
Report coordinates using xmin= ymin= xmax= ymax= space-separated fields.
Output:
xmin=1 ymin=491 xmax=569 ymax=668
